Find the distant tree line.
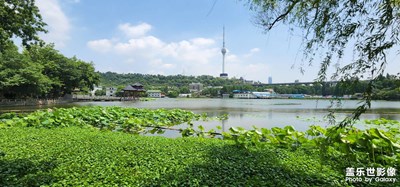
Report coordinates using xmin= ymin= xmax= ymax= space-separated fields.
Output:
xmin=255 ymin=75 xmax=400 ymax=100
xmin=100 ymin=72 xmax=400 ymax=100
xmin=100 ymin=72 xmax=241 ymax=88
xmin=372 ymin=74 xmax=400 ymax=100
xmin=99 ymin=72 xmax=243 ymax=98
xmin=0 ymin=43 xmax=99 ymax=99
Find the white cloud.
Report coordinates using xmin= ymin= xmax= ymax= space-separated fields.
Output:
xmin=163 ymin=40 xmax=218 ymax=64
xmin=88 ymin=23 xmax=219 ymax=65
xmin=87 ymin=39 xmax=113 ymax=53
xmin=114 ymin=36 xmax=164 ymax=55
xmin=162 ymin=63 xmax=175 ymax=69
xmin=87 ymin=22 xmax=266 ymax=81
xmin=226 ymin=54 xmax=239 ymax=63
xmin=36 ymin=0 xmax=71 ymax=47
xmin=66 ymin=0 xmax=80 ymax=3
xmin=118 ymin=23 xmax=152 ymax=38
xmin=244 ymin=48 xmax=260 ymax=58
xmin=250 ymin=48 xmax=260 ymax=53
xmin=149 ymin=59 xmax=176 ymax=69
xmin=229 ymin=62 xmax=269 ymax=81
xmin=190 ymin=38 xmax=215 ymax=46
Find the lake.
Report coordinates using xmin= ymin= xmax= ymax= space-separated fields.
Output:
xmin=2 ymin=98 xmax=400 ymax=135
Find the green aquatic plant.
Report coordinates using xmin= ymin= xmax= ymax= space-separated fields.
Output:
xmin=221 ymin=119 xmax=400 ymax=168
xmin=0 ymin=127 xmax=348 ymax=186
xmin=0 ymin=106 xmax=204 ymax=135
xmin=1 ymin=106 xmax=399 ymax=169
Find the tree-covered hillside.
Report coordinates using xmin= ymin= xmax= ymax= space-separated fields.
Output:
xmin=99 ymin=71 xmax=247 ymax=89
xmin=100 ymin=72 xmax=400 ymax=100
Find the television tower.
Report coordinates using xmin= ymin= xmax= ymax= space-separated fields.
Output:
xmin=220 ymin=26 xmax=228 ymax=78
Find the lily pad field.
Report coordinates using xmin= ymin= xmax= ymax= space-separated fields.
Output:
xmin=0 ymin=106 xmax=399 ymax=186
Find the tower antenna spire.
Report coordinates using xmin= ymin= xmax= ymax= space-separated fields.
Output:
xmin=223 ymin=26 xmax=225 ymax=48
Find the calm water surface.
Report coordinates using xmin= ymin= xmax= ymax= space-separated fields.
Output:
xmin=76 ymin=98 xmax=400 ymax=132
xmin=2 ymin=98 xmax=400 ymax=134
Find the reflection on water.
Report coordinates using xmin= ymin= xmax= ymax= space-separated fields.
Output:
xmin=1 ymin=98 xmax=400 ymax=132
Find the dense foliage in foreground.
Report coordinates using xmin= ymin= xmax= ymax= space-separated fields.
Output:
xmin=0 ymin=127 xmax=344 ymax=186
xmin=1 ymin=106 xmax=399 ymax=186
xmin=224 ymin=119 xmax=400 ymax=166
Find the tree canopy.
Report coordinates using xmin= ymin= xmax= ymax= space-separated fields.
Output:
xmin=0 ymin=1 xmax=99 ymax=99
xmin=0 ymin=0 xmax=46 ymax=52
xmin=0 ymin=43 xmax=99 ymax=99
xmin=0 ymin=43 xmax=51 ymax=98
xmin=245 ymin=0 xmax=400 ymax=126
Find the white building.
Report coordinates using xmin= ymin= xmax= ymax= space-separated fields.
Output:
xmin=233 ymin=91 xmax=274 ymax=99
xmin=106 ymin=87 xmax=117 ymax=97
xmin=233 ymin=92 xmax=257 ymax=99
xmin=178 ymin=93 xmax=192 ymax=98
xmin=147 ymin=90 xmax=162 ymax=98
xmin=252 ymin=92 xmax=273 ymax=99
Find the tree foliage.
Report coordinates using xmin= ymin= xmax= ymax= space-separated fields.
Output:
xmin=373 ymin=73 xmax=400 ymax=100
xmin=100 ymin=71 xmax=400 ymax=99
xmin=245 ymin=0 xmax=400 ymax=126
xmin=100 ymin=72 xmax=244 ymax=88
xmin=0 ymin=43 xmax=99 ymax=99
xmin=0 ymin=0 xmax=47 ymax=52
xmin=0 ymin=43 xmax=51 ymax=98
xmin=0 ymin=1 xmax=99 ymax=99
xmin=26 ymin=44 xmax=99 ymax=97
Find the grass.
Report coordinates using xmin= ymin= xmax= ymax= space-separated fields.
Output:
xmin=0 ymin=127 xmax=346 ymax=186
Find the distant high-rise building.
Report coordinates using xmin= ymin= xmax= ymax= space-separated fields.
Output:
xmin=220 ymin=26 xmax=228 ymax=78
xmin=268 ymin=76 xmax=272 ymax=84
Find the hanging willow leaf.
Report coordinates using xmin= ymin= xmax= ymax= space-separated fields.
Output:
xmin=244 ymin=0 xmax=400 ymax=127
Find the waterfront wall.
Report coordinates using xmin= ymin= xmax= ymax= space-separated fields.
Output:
xmin=0 ymin=98 xmax=71 ymax=107
xmin=73 ymin=95 xmax=122 ymax=101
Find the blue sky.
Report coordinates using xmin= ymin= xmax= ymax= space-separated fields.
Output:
xmin=35 ymin=0 xmax=400 ymax=83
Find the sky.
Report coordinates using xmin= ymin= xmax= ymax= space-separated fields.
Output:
xmin=34 ymin=0 xmax=400 ymax=84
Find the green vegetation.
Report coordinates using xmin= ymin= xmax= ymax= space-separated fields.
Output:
xmin=0 ymin=43 xmax=99 ymax=99
xmin=372 ymin=74 xmax=400 ymax=100
xmin=0 ymin=127 xmax=345 ymax=186
xmin=0 ymin=107 xmax=203 ymax=134
xmin=100 ymin=72 xmax=240 ymax=88
xmin=1 ymin=0 xmax=399 ymax=185
xmin=1 ymin=106 xmax=399 ymax=186
xmin=100 ymin=71 xmax=400 ymax=99
xmin=224 ymin=120 xmax=400 ymax=166
xmin=268 ymin=74 xmax=400 ymax=99
xmin=99 ymin=72 xmax=242 ymax=97
xmin=94 ymin=87 xmax=106 ymax=96
xmin=0 ymin=0 xmax=46 ymax=52
xmin=1 ymin=1 xmax=99 ymax=99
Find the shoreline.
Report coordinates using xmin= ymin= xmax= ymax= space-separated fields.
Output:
xmin=0 ymin=98 xmax=71 ymax=107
